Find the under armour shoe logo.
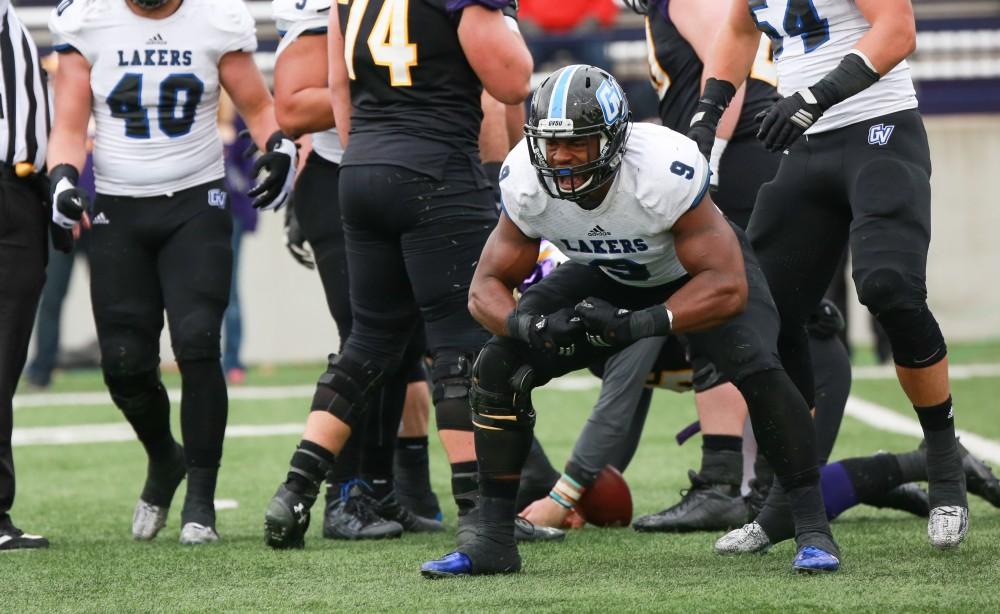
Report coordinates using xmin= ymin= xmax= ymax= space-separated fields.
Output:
xmin=587 ymin=225 xmax=611 ymax=237
xmin=91 ymin=212 xmax=110 ymax=225
xmin=293 ymin=502 xmax=306 ymax=521
xmin=868 ymin=123 xmax=895 ymax=146
xmin=146 ymin=33 xmax=167 ymax=45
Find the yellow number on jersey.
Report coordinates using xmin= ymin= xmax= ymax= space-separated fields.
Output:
xmin=343 ymin=0 xmax=418 ymax=87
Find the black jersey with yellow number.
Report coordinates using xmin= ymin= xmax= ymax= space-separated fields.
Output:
xmin=645 ymin=0 xmax=779 ymax=139
xmin=338 ymin=0 xmax=502 ymax=180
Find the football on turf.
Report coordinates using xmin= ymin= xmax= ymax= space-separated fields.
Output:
xmin=578 ymin=465 xmax=632 ymax=527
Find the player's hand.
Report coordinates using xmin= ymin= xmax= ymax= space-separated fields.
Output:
xmin=806 ymin=298 xmax=845 ymax=339
xmin=574 ymin=297 xmax=671 ymax=348
xmin=283 ymin=199 xmax=314 ymax=270
xmin=249 ymin=131 xmax=297 ymax=211
xmin=49 ymin=164 xmax=89 ymax=230
xmin=520 ymin=498 xmax=572 ymax=529
xmin=686 ymin=123 xmax=715 ymax=161
xmin=756 ymin=89 xmax=825 ymax=152
xmin=507 ymin=307 xmax=584 ymax=356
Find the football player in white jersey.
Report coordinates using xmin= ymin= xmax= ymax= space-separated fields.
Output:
xmin=421 ymin=64 xmax=840 ymax=577
xmin=270 ymin=0 xmax=442 ymax=539
xmin=694 ymin=0 xmax=968 ymax=551
xmin=46 ymin=0 xmax=296 ymax=546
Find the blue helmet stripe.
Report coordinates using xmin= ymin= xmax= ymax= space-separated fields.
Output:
xmin=547 ymin=65 xmax=583 ymax=120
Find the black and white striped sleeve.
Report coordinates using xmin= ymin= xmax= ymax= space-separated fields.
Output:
xmin=0 ymin=2 xmax=49 ymax=171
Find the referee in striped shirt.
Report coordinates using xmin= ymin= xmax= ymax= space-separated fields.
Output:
xmin=0 ymin=0 xmax=52 ymax=551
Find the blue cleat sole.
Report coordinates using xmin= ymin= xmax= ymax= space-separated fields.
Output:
xmin=792 ymin=545 xmax=840 ymax=574
xmin=420 ymin=551 xmax=473 ymax=579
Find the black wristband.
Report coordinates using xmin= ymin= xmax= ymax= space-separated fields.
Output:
xmin=691 ymin=78 xmax=738 ymax=128
xmin=266 ymin=130 xmax=288 ymax=151
xmin=501 ymin=0 xmax=518 ymax=20
xmin=49 ymin=163 xmax=79 ymax=187
xmin=629 ymin=304 xmax=672 ymax=340
xmin=505 ymin=311 xmax=533 ymax=342
xmin=809 ymin=52 xmax=880 ymax=111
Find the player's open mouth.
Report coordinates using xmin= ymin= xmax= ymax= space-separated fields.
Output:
xmin=557 ymin=174 xmax=592 ymax=191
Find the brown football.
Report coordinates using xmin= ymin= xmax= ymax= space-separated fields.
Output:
xmin=578 ymin=465 xmax=633 ymax=527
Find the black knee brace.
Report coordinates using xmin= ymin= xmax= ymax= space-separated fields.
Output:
xmin=431 ymin=349 xmax=474 ymax=432
xmin=469 ymin=342 xmax=536 ymax=433
xmin=856 ymin=268 xmax=946 ymax=368
xmin=690 ymin=355 xmax=727 ymax=393
xmin=310 ymin=353 xmax=384 ymax=429
xmin=104 ymin=370 xmax=168 ymax=416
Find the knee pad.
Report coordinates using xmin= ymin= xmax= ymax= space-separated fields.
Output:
xmin=311 ymin=353 xmax=385 ymax=429
xmin=469 ymin=341 xmax=536 ymax=433
xmin=171 ymin=310 xmax=222 ymax=362
xmin=857 ymin=268 xmax=946 ymax=368
xmin=104 ymin=370 xmax=168 ymax=416
xmin=431 ymin=349 xmax=474 ymax=431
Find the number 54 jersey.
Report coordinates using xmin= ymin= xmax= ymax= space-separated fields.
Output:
xmin=501 ymin=123 xmax=710 ymax=288
xmin=49 ymin=0 xmax=257 ymax=197
xmin=748 ymin=0 xmax=917 ymax=135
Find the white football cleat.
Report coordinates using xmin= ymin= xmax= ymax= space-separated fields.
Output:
xmin=928 ymin=505 xmax=968 ymax=549
xmin=132 ymin=500 xmax=169 ymax=541
xmin=714 ymin=522 xmax=772 ymax=555
xmin=179 ymin=522 xmax=220 ymax=545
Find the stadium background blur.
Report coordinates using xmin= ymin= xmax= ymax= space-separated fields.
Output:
xmin=12 ymin=0 xmax=1000 ymax=366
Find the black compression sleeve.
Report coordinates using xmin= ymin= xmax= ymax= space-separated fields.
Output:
xmin=809 ymin=52 xmax=881 ymax=111
xmin=691 ymin=78 xmax=738 ymax=128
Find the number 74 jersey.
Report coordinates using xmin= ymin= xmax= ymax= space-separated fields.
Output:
xmin=501 ymin=123 xmax=710 ymax=288
xmin=49 ymin=0 xmax=257 ymax=197
xmin=748 ymin=0 xmax=917 ymax=135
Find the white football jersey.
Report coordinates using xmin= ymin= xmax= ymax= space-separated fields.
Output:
xmin=501 ymin=123 xmax=710 ymax=288
xmin=273 ymin=0 xmax=342 ymax=164
xmin=750 ymin=0 xmax=917 ymax=134
xmin=50 ymin=0 xmax=257 ymax=196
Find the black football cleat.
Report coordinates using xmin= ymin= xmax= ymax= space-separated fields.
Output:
xmin=867 ymin=482 xmax=930 ymax=517
xmin=264 ymin=484 xmax=315 ymax=550
xmin=957 ymin=440 xmax=1000 ymax=508
xmin=0 ymin=518 xmax=49 ymax=551
xmin=422 ymin=539 xmax=522 ymax=579
xmin=633 ymin=470 xmax=747 ymax=532
xmin=376 ymin=491 xmax=444 ymax=533
xmin=323 ymin=481 xmax=403 ymax=540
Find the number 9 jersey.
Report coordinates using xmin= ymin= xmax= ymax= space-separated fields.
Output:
xmin=500 ymin=123 xmax=710 ymax=288
xmin=49 ymin=0 xmax=257 ymax=197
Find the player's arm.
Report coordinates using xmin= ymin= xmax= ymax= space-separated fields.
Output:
xmin=686 ymin=0 xmax=760 ymax=156
xmin=220 ymin=51 xmax=297 ymax=211
xmin=854 ymin=0 xmax=917 ymax=75
xmin=328 ymin=5 xmax=351 ymax=149
xmin=468 ymin=213 xmax=541 ymax=336
xmin=274 ymin=33 xmax=333 ymax=138
xmin=458 ymin=5 xmax=533 ymax=105
xmin=47 ymin=50 xmax=93 ymax=232
xmin=666 ymin=196 xmax=747 ymax=332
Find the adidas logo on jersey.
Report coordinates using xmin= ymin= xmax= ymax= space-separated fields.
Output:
xmin=587 ymin=225 xmax=611 ymax=237
xmin=146 ymin=33 xmax=167 ymax=45
xmin=91 ymin=212 xmax=110 ymax=225
xmin=868 ymin=123 xmax=895 ymax=146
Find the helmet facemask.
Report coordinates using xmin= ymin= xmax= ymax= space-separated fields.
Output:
xmin=526 ymin=116 xmax=630 ymax=204
xmin=129 ymin=0 xmax=171 ymax=9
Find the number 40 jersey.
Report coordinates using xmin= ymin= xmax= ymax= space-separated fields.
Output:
xmin=49 ymin=0 xmax=257 ymax=197
xmin=749 ymin=0 xmax=917 ymax=135
xmin=501 ymin=123 xmax=710 ymax=288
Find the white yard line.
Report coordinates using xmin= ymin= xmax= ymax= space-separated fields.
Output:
xmin=13 ymin=369 xmax=1000 ymax=464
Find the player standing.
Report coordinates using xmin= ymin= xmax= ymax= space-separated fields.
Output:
xmin=695 ymin=0 xmax=968 ymax=549
xmin=47 ymin=0 xmax=296 ymax=544
xmin=421 ymin=65 xmax=839 ymax=576
xmin=263 ymin=0 xmax=537 ymax=549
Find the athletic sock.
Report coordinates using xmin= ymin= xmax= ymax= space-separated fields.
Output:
xmin=788 ymin=483 xmax=839 ymax=557
xmin=515 ymin=437 xmax=561 ymax=511
xmin=699 ymin=438 xmax=743 ymax=493
xmin=111 ymin=377 xmax=177 ymax=462
xmin=361 ymin=376 xmax=406 ymax=501
xmin=286 ymin=440 xmax=336 ymax=496
xmin=326 ymin=436 xmax=362 ymax=501
xmin=837 ymin=454 xmax=905 ymax=511
xmin=182 ymin=466 xmax=218 ymax=526
xmin=893 ymin=449 xmax=928 ymax=484
xmin=395 ymin=436 xmax=431 ymax=495
xmin=451 ymin=460 xmax=479 ymax=517
xmin=915 ymin=396 xmax=967 ymax=508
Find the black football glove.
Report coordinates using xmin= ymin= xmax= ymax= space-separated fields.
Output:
xmin=507 ymin=307 xmax=584 ymax=357
xmin=687 ymin=78 xmax=736 ymax=160
xmin=574 ymin=297 xmax=671 ymax=348
xmin=283 ymin=198 xmax=314 ymax=269
xmin=755 ymin=89 xmax=825 ymax=152
xmin=249 ymin=131 xmax=297 ymax=211
xmin=49 ymin=164 xmax=89 ymax=230
xmin=806 ymin=298 xmax=846 ymax=339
